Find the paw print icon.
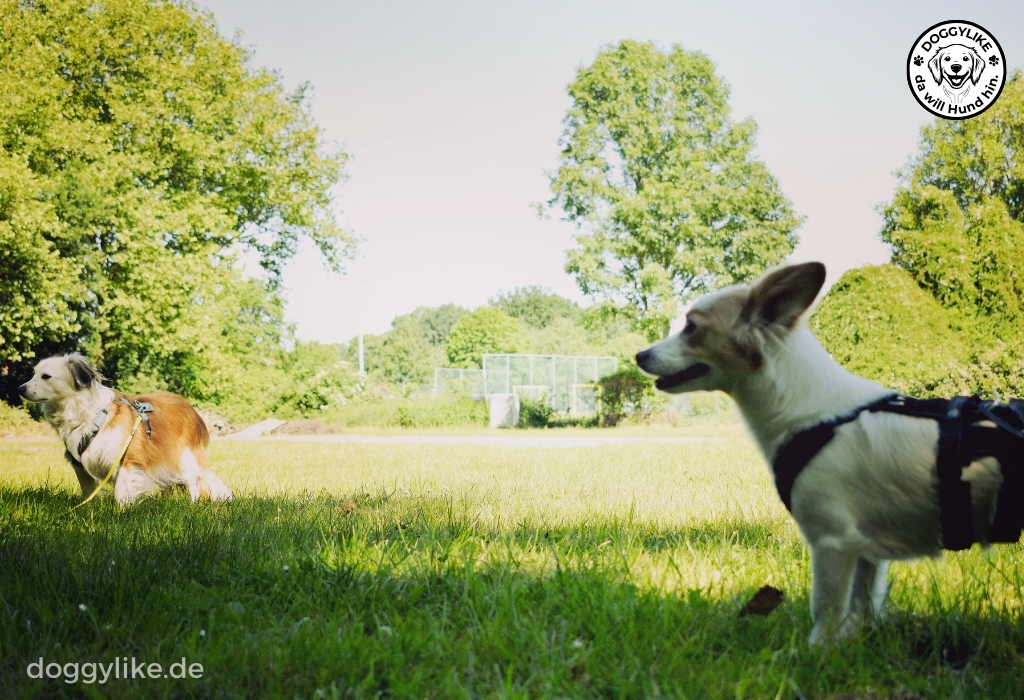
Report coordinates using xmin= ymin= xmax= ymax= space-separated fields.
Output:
xmin=913 ymin=55 xmax=923 ymax=66
xmin=989 ymin=55 xmax=1000 ymax=66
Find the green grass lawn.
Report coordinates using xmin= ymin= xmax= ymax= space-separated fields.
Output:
xmin=1 ymin=431 xmax=1022 ymax=699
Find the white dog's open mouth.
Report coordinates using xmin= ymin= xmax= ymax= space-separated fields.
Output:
xmin=654 ymin=363 xmax=710 ymax=390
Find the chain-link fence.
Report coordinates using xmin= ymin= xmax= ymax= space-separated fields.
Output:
xmin=432 ymin=368 xmax=486 ymax=399
xmin=434 ymin=354 xmax=618 ymax=415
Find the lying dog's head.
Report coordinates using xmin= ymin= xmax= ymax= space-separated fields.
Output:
xmin=635 ymin=262 xmax=826 ymax=394
xmin=18 ymin=354 xmax=103 ymax=404
xmin=928 ymin=44 xmax=984 ymax=91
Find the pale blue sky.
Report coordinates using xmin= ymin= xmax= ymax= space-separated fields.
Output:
xmin=199 ymin=0 xmax=1024 ymax=343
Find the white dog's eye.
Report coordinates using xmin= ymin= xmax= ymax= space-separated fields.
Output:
xmin=40 ymin=374 xmax=51 ymax=380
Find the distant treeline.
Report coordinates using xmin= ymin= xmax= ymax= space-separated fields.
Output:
xmin=347 ymin=287 xmax=646 ymax=392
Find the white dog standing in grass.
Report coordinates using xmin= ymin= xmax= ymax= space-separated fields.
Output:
xmin=636 ymin=263 xmax=1006 ymax=645
xmin=19 ymin=354 xmax=232 ymax=506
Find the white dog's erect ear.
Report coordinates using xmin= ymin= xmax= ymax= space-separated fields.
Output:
xmin=67 ymin=354 xmax=99 ymax=390
xmin=970 ymin=49 xmax=985 ymax=84
xmin=742 ymin=262 xmax=827 ymax=330
xmin=928 ymin=51 xmax=943 ymax=85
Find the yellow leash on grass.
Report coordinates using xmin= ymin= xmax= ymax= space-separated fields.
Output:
xmin=72 ymin=413 xmax=145 ymax=510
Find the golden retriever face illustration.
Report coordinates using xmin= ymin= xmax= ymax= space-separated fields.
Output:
xmin=928 ymin=44 xmax=984 ymax=91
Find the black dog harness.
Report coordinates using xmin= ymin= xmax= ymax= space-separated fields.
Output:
xmin=772 ymin=393 xmax=1024 ymax=550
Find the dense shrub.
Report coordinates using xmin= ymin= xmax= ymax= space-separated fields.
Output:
xmin=813 ymin=266 xmax=1024 ymax=399
xmin=518 ymin=398 xmax=553 ymax=428
xmin=0 ymin=402 xmax=49 ymax=438
xmin=598 ymin=365 xmax=656 ymax=426
xmin=811 ymin=264 xmax=978 ymax=397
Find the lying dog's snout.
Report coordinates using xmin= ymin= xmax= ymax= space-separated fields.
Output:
xmin=17 ymin=382 xmax=29 ymax=398
xmin=635 ymin=348 xmax=653 ymax=370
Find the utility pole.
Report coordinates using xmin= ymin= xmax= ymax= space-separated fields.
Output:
xmin=358 ymin=334 xmax=365 ymax=375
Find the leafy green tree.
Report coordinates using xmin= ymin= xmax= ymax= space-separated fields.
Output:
xmin=545 ymin=40 xmax=802 ymax=339
xmin=376 ymin=318 xmax=442 ymax=389
xmin=0 ymin=175 xmax=82 ymax=363
xmin=524 ymin=317 xmax=595 ymax=356
xmin=394 ymin=304 xmax=468 ymax=347
xmin=879 ymin=71 xmax=1024 ymax=340
xmin=279 ymin=342 xmax=355 ymax=414
xmin=491 ymin=287 xmax=580 ymax=329
xmin=346 ymin=306 xmax=461 ymax=389
xmin=0 ymin=0 xmax=353 ymax=402
xmin=445 ymin=307 xmax=525 ymax=368
xmin=814 ymin=72 xmax=1024 ymax=397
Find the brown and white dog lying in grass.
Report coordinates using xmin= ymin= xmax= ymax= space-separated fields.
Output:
xmin=18 ymin=354 xmax=232 ymax=506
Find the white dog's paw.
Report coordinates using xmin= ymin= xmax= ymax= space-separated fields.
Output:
xmin=808 ymin=615 xmax=860 ymax=646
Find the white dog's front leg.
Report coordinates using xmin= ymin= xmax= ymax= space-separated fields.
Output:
xmin=868 ymin=559 xmax=890 ymax=619
xmin=808 ymin=544 xmax=861 ymax=645
xmin=848 ymin=557 xmax=890 ymax=621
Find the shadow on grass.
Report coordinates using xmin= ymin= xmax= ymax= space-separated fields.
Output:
xmin=0 ymin=486 xmax=1021 ymax=699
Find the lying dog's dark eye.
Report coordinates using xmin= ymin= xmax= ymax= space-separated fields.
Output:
xmin=682 ymin=320 xmax=696 ymax=336
xmin=40 ymin=374 xmax=51 ymax=380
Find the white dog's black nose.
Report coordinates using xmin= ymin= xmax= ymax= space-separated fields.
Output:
xmin=635 ymin=348 xmax=653 ymax=370
xmin=17 ymin=383 xmax=29 ymax=398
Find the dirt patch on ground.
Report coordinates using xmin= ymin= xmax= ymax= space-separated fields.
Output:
xmin=271 ymin=420 xmax=344 ymax=435
xmin=197 ymin=410 xmax=235 ymax=436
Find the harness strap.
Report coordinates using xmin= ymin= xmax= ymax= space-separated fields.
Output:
xmin=118 ymin=397 xmax=153 ymax=435
xmin=771 ymin=394 xmax=897 ymax=512
xmin=771 ymin=393 xmax=985 ymax=550
xmin=936 ymin=397 xmax=974 ymax=551
xmin=70 ymin=397 xmax=155 ymax=510
xmin=71 ymin=413 xmax=145 ymax=510
xmin=984 ymin=400 xmax=1024 ymax=543
xmin=76 ymin=406 xmax=110 ymax=458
